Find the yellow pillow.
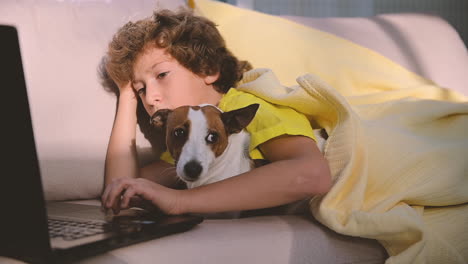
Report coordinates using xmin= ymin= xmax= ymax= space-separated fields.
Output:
xmin=194 ymin=0 xmax=433 ymax=96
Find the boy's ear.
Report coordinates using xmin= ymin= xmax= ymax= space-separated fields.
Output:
xmin=221 ymin=104 xmax=260 ymax=134
xmin=204 ymin=71 xmax=220 ymax=85
xmin=150 ymin=109 xmax=172 ymax=130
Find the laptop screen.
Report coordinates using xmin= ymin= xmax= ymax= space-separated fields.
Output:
xmin=0 ymin=25 xmax=52 ymax=262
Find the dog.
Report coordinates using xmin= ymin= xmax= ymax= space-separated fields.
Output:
xmin=150 ymin=103 xmax=260 ymax=189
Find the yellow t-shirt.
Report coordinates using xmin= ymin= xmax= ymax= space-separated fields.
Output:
xmin=160 ymin=88 xmax=316 ymax=164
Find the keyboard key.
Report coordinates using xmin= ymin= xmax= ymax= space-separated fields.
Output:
xmin=48 ymin=219 xmax=109 ymax=241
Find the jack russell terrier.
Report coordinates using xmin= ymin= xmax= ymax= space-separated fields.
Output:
xmin=150 ymin=103 xmax=260 ymax=189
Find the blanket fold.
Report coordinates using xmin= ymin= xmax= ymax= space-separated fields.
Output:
xmin=237 ymin=68 xmax=468 ymax=264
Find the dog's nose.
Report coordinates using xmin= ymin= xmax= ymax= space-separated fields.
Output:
xmin=184 ymin=160 xmax=202 ymax=180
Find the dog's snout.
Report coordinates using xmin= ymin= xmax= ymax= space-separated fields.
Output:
xmin=184 ymin=160 xmax=202 ymax=180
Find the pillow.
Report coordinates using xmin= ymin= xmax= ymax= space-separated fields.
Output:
xmin=280 ymin=14 xmax=468 ymax=96
xmin=0 ymin=0 xmax=186 ymax=200
xmin=194 ymin=0 xmax=452 ymax=97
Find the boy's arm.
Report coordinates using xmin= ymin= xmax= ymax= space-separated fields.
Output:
xmin=103 ymin=82 xmax=181 ymax=212
xmin=103 ymin=134 xmax=331 ymax=215
xmin=104 ymin=85 xmax=139 ymax=186
xmin=104 ymin=82 xmax=179 ymax=188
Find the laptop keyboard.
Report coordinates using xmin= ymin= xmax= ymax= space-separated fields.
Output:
xmin=48 ymin=219 xmax=111 ymax=241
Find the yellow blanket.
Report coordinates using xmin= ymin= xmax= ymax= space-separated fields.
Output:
xmin=194 ymin=1 xmax=468 ymax=263
xmin=238 ymin=68 xmax=468 ymax=263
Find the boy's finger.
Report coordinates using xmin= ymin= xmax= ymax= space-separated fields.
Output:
xmin=112 ymin=195 xmax=122 ymax=215
xmin=106 ymin=181 xmax=128 ymax=208
xmin=101 ymin=183 xmax=112 ymax=207
xmin=121 ymin=187 xmax=136 ymax=209
xmin=102 ymin=180 xmax=120 ymax=207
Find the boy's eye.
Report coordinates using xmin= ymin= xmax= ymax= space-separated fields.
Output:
xmin=205 ymin=132 xmax=219 ymax=144
xmin=137 ymin=87 xmax=146 ymax=96
xmin=157 ymin=71 xmax=169 ymax=79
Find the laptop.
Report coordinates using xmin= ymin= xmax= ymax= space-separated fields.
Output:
xmin=0 ymin=25 xmax=203 ymax=264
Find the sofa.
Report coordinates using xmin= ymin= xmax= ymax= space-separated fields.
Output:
xmin=1 ymin=0 xmax=467 ymax=263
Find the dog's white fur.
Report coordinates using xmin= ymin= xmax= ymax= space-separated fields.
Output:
xmin=177 ymin=107 xmax=253 ymax=189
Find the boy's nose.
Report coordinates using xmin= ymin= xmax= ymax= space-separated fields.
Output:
xmin=144 ymin=83 xmax=161 ymax=107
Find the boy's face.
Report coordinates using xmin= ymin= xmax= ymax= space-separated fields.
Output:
xmin=132 ymin=45 xmax=221 ymax=116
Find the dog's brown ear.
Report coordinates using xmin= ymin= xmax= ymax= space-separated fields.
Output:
xmin=221 ymin=104 xmax=259 ymax=134
xmin=150 ymin=109 xmax=172 ymax=130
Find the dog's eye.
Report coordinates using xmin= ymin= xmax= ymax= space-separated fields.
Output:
xmin=174 ymin=128 xmax=185 ymax=138
xmin=205 ymin=132 xmax=218 ymax=144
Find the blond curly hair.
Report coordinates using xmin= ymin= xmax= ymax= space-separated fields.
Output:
xmin=103 ymin=9 xmax=251 ymax=94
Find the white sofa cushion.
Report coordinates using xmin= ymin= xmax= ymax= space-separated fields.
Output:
xmin=0 ymin=0 xmax=185 ymax=200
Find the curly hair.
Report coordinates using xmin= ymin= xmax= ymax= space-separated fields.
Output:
xmin=103 ymin=9 xmax=252 ymax=94
xmin=99 ymin=8 xmax=252 ymax=157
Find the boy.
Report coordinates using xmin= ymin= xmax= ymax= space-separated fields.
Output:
xmin=101 ymin=9 xmax=331 ymax=216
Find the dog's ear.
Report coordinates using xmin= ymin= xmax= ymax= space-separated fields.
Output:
xmin=221 ymin=104 xmax=259 ymax=134
xmin=150 ymin=109 xmax=172 ymax=130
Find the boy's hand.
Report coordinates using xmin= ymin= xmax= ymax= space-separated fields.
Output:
xmin=101 ymin=177 xmax=183 ymax=215
xmin=118 ymin=81 xmax=138 ymax=103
